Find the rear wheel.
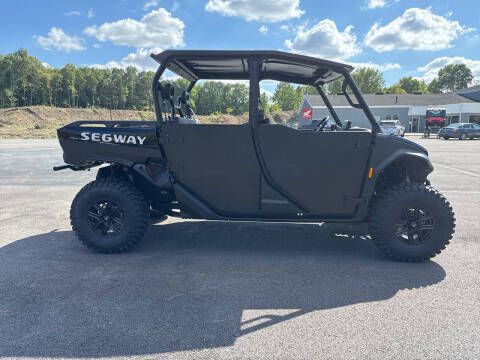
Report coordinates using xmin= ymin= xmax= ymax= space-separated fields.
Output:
xmin=369 ymin=183 xmax=455 ymax=262
xmin=70 ymin=178 xmax=149 ymax=253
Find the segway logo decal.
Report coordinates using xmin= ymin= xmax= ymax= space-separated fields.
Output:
xmin=302 ymin=108 xmax=313 ymax=120
xmin=80 ymin=132 xmax=147 ymax=145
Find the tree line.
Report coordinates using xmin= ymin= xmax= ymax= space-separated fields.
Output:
xmin=0 ymin=49 xmax=154 ymax=110
xmin=0 ymin=49 xmax=475 ymax=114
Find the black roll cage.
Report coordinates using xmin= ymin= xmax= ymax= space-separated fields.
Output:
xmin=151 ymin=51 xmax=381 ymax=134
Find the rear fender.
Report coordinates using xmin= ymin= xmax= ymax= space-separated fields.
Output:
xmin=97 ymin=161 xmax=174 ymax=204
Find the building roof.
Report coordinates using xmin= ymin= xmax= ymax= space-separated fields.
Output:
xmin=305 ymin=93 xmax=476 ymax=107
xmin=151 ymin=50 xmax=353 ymax=85
xmin=456 ymin=85 xmax=480 ymax=102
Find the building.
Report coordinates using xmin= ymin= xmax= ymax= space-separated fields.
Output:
xmin=298 ymin=88 xmax=480 ymax=132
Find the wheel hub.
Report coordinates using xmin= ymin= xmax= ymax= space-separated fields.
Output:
xmin=87 ymin=201 xmax=125 ymax=237
xmin=395 ymin=207 xmax=434 ymax=245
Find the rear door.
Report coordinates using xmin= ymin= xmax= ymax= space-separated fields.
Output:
xmin=160 ymin=123 xmax=261 ymax=215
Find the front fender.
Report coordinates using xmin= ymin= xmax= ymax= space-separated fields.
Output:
xmin=376 ymin=150 xmax=433 ymax=182
xmin=362 ymin=150 xmax=433 ymax=202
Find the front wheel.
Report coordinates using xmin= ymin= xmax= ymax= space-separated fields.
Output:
xmin=369 ymin=184 xmax=455 ymax=262
xmin=70 ymin=178 xmax=150 ymax=253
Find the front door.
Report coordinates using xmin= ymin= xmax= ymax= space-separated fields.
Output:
xmin=160 ymin=123 xmax=261 ymax=215
xmin=410 ymin=117 xmax=419 ymax=132
xmin=255 ymin=125 xmax=372 ymax=216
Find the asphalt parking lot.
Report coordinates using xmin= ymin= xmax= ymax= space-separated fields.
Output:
xmin=0 ymin=137 xmax=479 ymax=359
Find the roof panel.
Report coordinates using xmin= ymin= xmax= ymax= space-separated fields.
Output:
xmin=151 ymin=50 xmax=352 ymax=85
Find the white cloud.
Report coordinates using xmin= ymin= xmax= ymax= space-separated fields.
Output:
xmin=121 ymin=47 xmax=162 ymax=70
xmin=205 ymin=0 xmax=304 ymax=23
xmin=367 ymin=0 xmax=385 ymax=8
xmin=366 ymin=0 xmax=398 ymax=9
xmin=144 ymin=0 xmax=159 ymax=10
xmin=285 ymin=19 xmax=361 ymax=60
xmin=35 ymin=27 xmax=86 ymax=52
xmin=89 ymin=48 xmax=162 ymax=71
xmin=349 ymin=61 xmax=401 ymax=72
xmin=84 ymin=8 xmax=184 ymax=48
xmin=65 ymin=10 xmax=81 ymax=16
xmin=418 ymin=56 xmax=480 ymax=82
xmin=87 ymin=8 xmax=95 ymax=18
xmin=365 ymin=8 xmax=473 ymax=52
xmin=258 ymin=25 xmax=268 ymax=34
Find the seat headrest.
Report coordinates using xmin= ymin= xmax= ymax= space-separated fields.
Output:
xmin=180 ymin=90 xmax=190 ymax=105
xmin=162 ymin=83 xmax=175 ymax=102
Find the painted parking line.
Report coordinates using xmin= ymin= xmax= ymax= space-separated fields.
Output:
xmin=441 ymin=191 xmax=480 ymax=194
xmin=433 ymin=163 xmax=480 ymax=178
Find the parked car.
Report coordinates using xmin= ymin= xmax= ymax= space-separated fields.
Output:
xmin=438 ymin=122 xmax=480 ymax=140
xmin=379 ymin=120 xmax=406 ymax=137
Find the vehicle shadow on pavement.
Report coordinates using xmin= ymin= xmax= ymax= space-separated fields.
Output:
xmin=0 ymin=221 xmax=445 ymax=357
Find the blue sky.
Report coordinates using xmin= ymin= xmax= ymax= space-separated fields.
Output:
xmin=1 ymin=0 xmax=479 ymax=86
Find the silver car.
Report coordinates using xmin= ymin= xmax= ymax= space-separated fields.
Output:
xmin=379 ymin=120 xmax=406 ymax=137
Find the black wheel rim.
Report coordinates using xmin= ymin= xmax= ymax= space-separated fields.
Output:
xmin=395 ymin=207 xmax=434 ymax=245
xmin=87 ymin=200 xmax=125 ymax=237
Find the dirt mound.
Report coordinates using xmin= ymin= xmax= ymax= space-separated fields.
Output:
xmin=0 ymin=106 xmax=155 ymax=138
xmin=0 ymin=106 xmax=297 ymax=139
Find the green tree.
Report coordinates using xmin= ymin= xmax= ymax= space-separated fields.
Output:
xmin=325 ymin=79 xmax=343 ymax=95
xmin=61 ymin=64 xmax=77 ymax=107
xmin=396 ymin=77 xmax=428 ymax=93
xmin=224 ymin=83 xmax=249 ymax=115
xmin=427 ymin=78 xmax=442 ymax=94
xmin=351 ymin=67 xmax=385 ymax=94
xmin=437 ymin=64 xmax=474 ymax=92
xmin=1 ymin=88 xmax=16 ymax=107
xmin=272 ymin=82 xmax=303 ymax=111
xmin=194 ymin=81 xmax=225 ymax=115
xmin=259 ymin=92 xmax=270 ymax=113
xmin=384 ymin=84 xmax=407 ymax=94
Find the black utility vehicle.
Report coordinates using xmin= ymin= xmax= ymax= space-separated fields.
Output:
xmin=56 ymin=50 xmax=455 ymax=261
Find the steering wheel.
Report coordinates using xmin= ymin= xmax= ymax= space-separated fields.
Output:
xmin=314 ymin=116 xmax=329 ymax=132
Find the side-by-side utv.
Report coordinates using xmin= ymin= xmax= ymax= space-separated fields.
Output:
xmin=55 ymin=50 xmax=455 ymax=261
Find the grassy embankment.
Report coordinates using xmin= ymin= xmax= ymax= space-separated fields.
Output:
xmin=0 ymin=106 xmax=296 ymax=139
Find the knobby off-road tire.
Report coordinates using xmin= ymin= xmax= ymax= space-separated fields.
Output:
xmin=369 ymin=183 xmax=455 ymax=262
xmin=70 ymin=178 xmax=149 ymax=253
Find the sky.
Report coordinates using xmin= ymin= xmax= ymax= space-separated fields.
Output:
xmin=1 ymin=0 xmax=479 ymax=87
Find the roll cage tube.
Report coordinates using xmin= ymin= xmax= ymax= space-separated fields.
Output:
xmin=249 ymin=58 xmax=261 ymax=128
xmin=342 ymin=72 xmax=382 ymax=134
xmin=152 ymin=61 xmax=167 ymax=123
xmin=316 ymin=85 xmax=342 ymax=127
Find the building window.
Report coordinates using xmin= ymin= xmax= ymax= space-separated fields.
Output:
xmin=447 ymin=115 xmax=459 ymax=125
xmin=469 ymin=115 xmax=480 ymax=125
